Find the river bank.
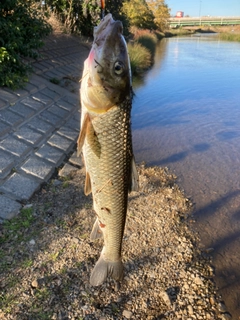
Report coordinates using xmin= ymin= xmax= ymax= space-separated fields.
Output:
xmin=0 ymin=159 xmax=232 ymax=319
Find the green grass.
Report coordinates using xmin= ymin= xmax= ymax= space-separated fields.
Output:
xmin=1 ymin=207 xmax=34 ymax=237
xmin=219 ymin=32 xmax=240 ymax=42
xmin=128 ymin=42 xmax=152 ymax=75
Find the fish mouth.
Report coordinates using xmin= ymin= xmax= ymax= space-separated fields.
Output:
xmin=93 ymin=14 xmax=123 ymax=49
xmin=94 ymin=14 xmax=115 ymax=38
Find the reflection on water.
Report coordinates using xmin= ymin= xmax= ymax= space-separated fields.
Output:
xmin=132 ymin=35 xmax=240 ymax=317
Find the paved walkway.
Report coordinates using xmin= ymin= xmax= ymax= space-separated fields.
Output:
xmin=0 ymin=33 xmax=90 ymax=221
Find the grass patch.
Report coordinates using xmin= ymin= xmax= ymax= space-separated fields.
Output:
xmin=22 ymin=258 xmax=34 ymax=268
xmin=136 ymin=33 xmax=158 ymax=55
xmin=219 ymin=32 xmax=240 ymax=42
xmin=0 ymin=292 xmax=15 ymax=314
xmin=128 ymin=42 xmax=152 ymax=75
xmin=62 ymin=181 xmax=69 ymax=188
xmin=2 ymin=207 xmax=33 ymax=232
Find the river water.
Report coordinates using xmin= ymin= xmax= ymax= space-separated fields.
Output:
xmin=132 ymin=35 xmax=240 ymax=317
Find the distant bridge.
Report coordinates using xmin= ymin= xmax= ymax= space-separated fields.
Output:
xmin=168 ymin=16 xmax=240 ymax=28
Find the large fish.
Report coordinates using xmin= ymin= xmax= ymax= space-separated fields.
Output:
xmin=77 ymin=13 xmax=138 ymax=286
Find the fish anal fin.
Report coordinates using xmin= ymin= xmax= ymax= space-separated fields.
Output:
xmin=90 ymin=218 xmax=103 ymax=241
xmin=129 ymin=156 xmax=139 ymax=192
xmin=77 ymin=113 xmax=91 ymax=157
xmin=84 ymin=171 xmax=92 ymax=195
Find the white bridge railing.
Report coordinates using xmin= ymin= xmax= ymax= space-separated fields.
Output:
xmin=168 ymin=16 xmax=240 ymax=27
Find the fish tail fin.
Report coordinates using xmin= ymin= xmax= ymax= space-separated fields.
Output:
xmin=90 ymin=254 xmax=124 ymax=286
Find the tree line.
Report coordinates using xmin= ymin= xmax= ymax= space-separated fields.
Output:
xmin=0 ymin=0 xmax=170 ymax=88
xmin=46 ymin=0 xmax=170 ymax=35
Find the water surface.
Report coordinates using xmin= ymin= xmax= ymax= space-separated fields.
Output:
xmin=132 ymin=35 xmax=240 ymax=317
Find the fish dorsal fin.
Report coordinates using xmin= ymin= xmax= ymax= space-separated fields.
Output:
xmin=129 ymin=156 xmax=139 ymax=192
xmin=77 ymin=112 xmax=91 ymax=156
xmin=84 ymin=171 xmax=92 ymax=195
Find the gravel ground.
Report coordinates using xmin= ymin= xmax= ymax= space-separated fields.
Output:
xmin=0 ymin=157 xmax=232 ymax=320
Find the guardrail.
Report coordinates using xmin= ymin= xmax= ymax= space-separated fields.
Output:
xmin=168 ymin=17 xmax=240 ymax=28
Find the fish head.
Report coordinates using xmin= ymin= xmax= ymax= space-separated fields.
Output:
xmin=81 ymin=13 xmax=131 ymax=113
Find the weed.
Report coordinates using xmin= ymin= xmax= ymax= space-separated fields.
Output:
xmin=219 ymin=32 xmax=240 ymax=42
xmin=34 ymin=287 xmax=51 ymax=302
xmin=49 ymin=251 xmax=60 ymax=261
xmin=49 ymin=77 xmax=60 ymax=84
xmin=22 ymin=258 xmax=34 ymax=268
xmin=0 ymin=292 xmax=15 ymax=313
xmin=84 ymin=203 xmax=92 ymax=209
xmin=128 ymin=42 xmax=152 ymax=75
xmin=49 ymin=248 xmax=64 ymax=261
xmin=44 ymin=202 xmax=52 ymax=210
xmin=3 ymin=207 xmax=34 ymax=232
xmin=62 ymin=181 xmax=69 ymax=188
xmin=7 ymin=275 xmax=20 ymax=288
xmin=136 ymin=33 xmax=158 ymax=55
xmin=36 ymin=311 xmax=53 ymax=320
xmin=55 ymin=218 xmax=67 ymax=228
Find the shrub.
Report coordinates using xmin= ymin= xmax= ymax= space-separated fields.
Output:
xmin=127 ymin=42 xmax=152 ymax=75
xmin=0 ymin=0 xmax=52 ymax=89
xmin=219 ymin=32 xmax=240 ymax=42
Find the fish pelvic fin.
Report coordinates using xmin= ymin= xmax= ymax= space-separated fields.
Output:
xmin=77 ymin=112 xmax=91 ymax=157
xmin=90 ymin=218 xmax=103 ymax=241
xmin=129 ymin=156 xmax=139 ymax=192
xmin=90 ymin=254 xmax=124 ymax=286
xmin=84 ymin=171 xmax=92 ymax=195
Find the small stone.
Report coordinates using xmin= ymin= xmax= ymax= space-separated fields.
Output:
xmin=220 ymin=313 xmax=232 ymax=320
xmin=23 ymin=204 xmax=33 ymax=209
xmin=58 ymin=163 xmax=77 ymax=178
xmin=210 ymin=296 xmax=216 ymax=305
xmin=184 ymin=283 xmax=189 ymax=290
xmin=81 ymin=305 xmax=88 ymax=311
xmin=31 ymin=279 xmax=39 ymax=288
xmin=52 ymin=179 xmax=62 ymax=187
xmin=159 ymin=290 xmax=172 ymax=307
xmin=218 ymin=302 xmax=227 ymax=313
xmin=29 ymin=239 xmax=36 ymax=245
xmin=122 ymin=309 xmax=133 ymax=319
xmin=194 ymin=275 xmax=204 ymax=286
xmin=187 ymin=305 xmax=194 ymax=315
xmin=205 ymin=248 xmax=214 ymax=253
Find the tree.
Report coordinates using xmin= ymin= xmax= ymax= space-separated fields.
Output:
xmin=122 ymin=0 xmax=155 ymax=29
xmin=147 ymin=0 xmax=170 ymax=31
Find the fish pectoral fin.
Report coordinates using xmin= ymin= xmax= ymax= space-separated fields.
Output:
xmin=129 ymin=156 xmax=139 ymax=192
xmin=77 ymin=112 xmax=91 ymax=156
xmin=90 ymin=253 xmax=124 ymax=286
xmin=84 ymin=171 xmax=92 ymax=195
xmin=90 ymin=218 xmax=103 ymax=241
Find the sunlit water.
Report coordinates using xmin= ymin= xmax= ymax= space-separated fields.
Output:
xmin=132 ymin=35 xmax=240 ymax=316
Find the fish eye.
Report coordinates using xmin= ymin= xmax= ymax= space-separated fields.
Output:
xmin=114 ymin=61 xmax=124 ymax=75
